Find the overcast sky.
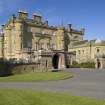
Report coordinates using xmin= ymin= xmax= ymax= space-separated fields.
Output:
xmin=0 ymin=0 xmax=105 ymax=40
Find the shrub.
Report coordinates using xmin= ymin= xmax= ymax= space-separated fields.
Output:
xmin=69 ymin=61 xmax=95 ymax=68
xmin=80 ymin=62 xmax=95 ymax=68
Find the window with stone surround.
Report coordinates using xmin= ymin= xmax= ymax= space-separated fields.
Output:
xmin=47 ymin=43 xmax=50 ymax=49
xmin=35 ymin=42 xmax=38 ymax=50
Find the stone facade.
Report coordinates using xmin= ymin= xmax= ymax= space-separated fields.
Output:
xmin=0 ymin=11 xmax=84 ymax=69
xmin=69 ymin=40 xmax=105 ymax=64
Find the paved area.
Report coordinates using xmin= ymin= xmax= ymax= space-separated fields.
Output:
xmin=0 ymin=68 xmax=105 ymax=99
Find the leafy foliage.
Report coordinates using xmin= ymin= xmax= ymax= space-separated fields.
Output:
xmin=70 ymin=61 xmax=95 ymax=68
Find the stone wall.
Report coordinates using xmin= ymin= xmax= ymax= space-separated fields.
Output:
xmin=10 ymin=63 xmax=51 ymax=74
xmin=69 ymin=40 xmax=105 ymax=63
xmin=0 ymin=62 xmax=52 ymax=76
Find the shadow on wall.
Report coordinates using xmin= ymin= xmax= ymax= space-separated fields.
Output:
xmin=0 ymin=60 xmax=51 ymax=77
xmin=52 ymin=53 xmax=59 ymax=69
xmin=0 ymin=61 xmax=12 ymax=77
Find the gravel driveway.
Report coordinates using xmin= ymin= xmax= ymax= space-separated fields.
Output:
xmin=0 ymin=68 xmax=105 ymax=99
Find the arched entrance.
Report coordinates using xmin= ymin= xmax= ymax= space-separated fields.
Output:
xmin=52 ymin=53 xmax=59 ymax=69
xmin=97 ymin=59 xmax=101 ymax=69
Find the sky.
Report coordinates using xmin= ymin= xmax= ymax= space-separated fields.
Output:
xmin=0 ymin=0 xmax=105 ymax=40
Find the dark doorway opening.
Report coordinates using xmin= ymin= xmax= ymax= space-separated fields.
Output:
xmin=97 ymin=59 xmax=101 ymax=69
xmin=52 ymin=54 xmax=59 ymax=69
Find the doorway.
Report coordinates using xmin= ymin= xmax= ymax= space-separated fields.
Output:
xmin=52 ymin=53 xmax=59 ymax=69
xmin=97 ymin=59 xmax=101 ymax=69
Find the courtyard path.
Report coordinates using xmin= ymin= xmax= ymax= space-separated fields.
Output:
xmin=0 ymin=68 xmax=105 ymax=99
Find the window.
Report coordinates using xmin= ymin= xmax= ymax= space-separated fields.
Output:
xmin=20 ymin=25 xmax=23 ymax=30
xmin=35 ymin=42 xmax=38 ymax=50
xmin=47 ymin=43 xmax=50 ymax=49
xmin=78 ymin=50 xmax=81 ymax=54
xmin=41 ymin=29 xmax=45 ymax=35
xmin=42 ymin=30 xmax=45 ymax=34
xmin=27 ymin=42 xmax=31 ymax=48
xmin=74 ymin=36 xmax=78 ymax=39
xmin=41 ymin=43 xmax=44 ymax=49
xmin=39 ymin=43 xmax=43 ymax=50
xmin=52 ymin=44 xmax=56 ymax=50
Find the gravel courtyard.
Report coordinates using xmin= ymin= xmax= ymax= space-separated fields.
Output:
xmin=0 ymin=68 xmax=105 ymax=99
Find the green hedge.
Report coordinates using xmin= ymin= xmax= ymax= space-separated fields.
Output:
xmin=69 ymin=61 xmax=95 ymax=68
xmin=0 ymin=61 xmax=11 ymax=76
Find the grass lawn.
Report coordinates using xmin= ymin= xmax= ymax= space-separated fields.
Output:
xmin=0 ymin=71 xmax=73 ymax=81
xmin=0 ymin=89 xmax=104 ymax=105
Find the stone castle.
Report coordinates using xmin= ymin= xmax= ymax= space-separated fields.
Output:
xmin=0 ymin=11 xmax=105 ymax=69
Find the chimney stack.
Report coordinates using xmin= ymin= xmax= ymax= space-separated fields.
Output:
xmin=33 ymin=13 xmax=42 ymax=23
xmin=18 ymin=10 xmax=28 ymax=19
xmin=67 ymin=24 xmax=72 ymax=31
